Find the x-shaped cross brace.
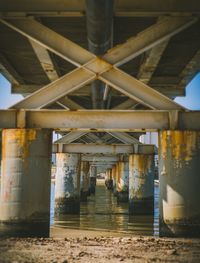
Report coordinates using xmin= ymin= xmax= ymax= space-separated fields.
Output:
xmin=0 ymin=16 xmax=197 ymax=110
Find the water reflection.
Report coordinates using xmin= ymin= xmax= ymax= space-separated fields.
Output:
xmin=51 ymin=180 xmax=159 ymax=236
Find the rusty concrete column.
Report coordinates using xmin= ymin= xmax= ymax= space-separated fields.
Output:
xmin=80 ymin=161 xmax=90 ymax=201
xmin=129 ymin=154 xmax=155 ymax=215
xmin=55 ymin=153 xmax=81 ymax=214
xmin=159 ymin=131 xmax=200 ymax=237
xmin=89 ymin=165 xmax=97 ymax=194
xmin=116 ymin=161 xmax=129 ymax=203
xmin=0 ymin=129 xmax=52 ymax=237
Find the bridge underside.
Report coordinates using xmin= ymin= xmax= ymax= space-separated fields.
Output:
xmin=0 ymin=0 xmax=200 ymax=238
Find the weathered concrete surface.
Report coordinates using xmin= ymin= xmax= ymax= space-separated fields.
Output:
xmin=89 ymin=165 xmax=97 ymax=194
xmin=105 ymin=168 xmax=113 ymax=190
xmin=111 ymin=165 xmax=117 ymax=196
xmin=159 ymin=130 xmax=200 ymax=237
xmin=129 ymin=154 xmax=155 ymax=215
xmin=80 ymin=161 xmax=90 ymax=201
xmin=0 ymin=129 xmax=52 ymax=237
xmin=55 ymin=153 xmax=81 ymax=215
xmin=116 ymin=161 xmax=129 ymax=203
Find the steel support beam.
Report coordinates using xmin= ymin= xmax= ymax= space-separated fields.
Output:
xmin=82 ymin=156 xmax=118 ymax=162
xmin=177 ymin=48 xmax=200 ymax=90
xmin=99 ymin=67 xmax=183 ymax=110
xmin=103 ymin=16 xmax=197 ymax=67
xmin=10 ymin=68 xmax=96 ymax=109
xmin=11 ymin=84 xmax=42 ymax=95
xmin=0 ymin=18 xmax=94 ymax=67
xmin=25 ymin=110 xmax=169 ymax=130
xmin=89 ymin=161 xmax=116 ymax=165
xmin=57 ymin=97 xmax=84 ymax=110
xmin=53 ymin=144 xmax=134 ymax=154
xmin=52 ymin=143 xmax=155 ymax=154
xmin=11 ymin=85 xmax=85 ymax=109
xmin=1 ymin=110 xmax=200 ymax=131
xmin=108 ymin=132 xmax=141 ymax=144
xmin=54 ymin=131 xmax=87 ymax=144
xmin=112 ymin=99 xmax=138 ymax=110
xmin=137 ymin=40 xmax=169 ymax=84
xmin=29 ymin=40 xmax=59 ymax=82
xmin=1 ymin=17 xmax=195 ymax=110
xmin=153 ymin=86 xmax=185 ymax=98
xmin=29 ymin=40 xmax=87 ymax=110
xmin=11 ymin=84 xmax=185 ymax=99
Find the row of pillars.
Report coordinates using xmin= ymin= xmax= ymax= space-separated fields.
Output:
xmin=105 ymin=154 xmax=154 ymax=216
xmin=0 ymin=129 xmax=200 ymax=237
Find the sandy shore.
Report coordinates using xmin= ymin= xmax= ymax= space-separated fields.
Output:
xmin=0 ymin=227 xmax=200 ymax=263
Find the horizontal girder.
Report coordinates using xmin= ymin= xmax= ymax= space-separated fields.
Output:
xmin=82 ymin=156 xmax=118 ymax=162
xmin=1 ymin=110 xmax=200 ymax=131
xmin=52 ymin=143 xmax=155 ymax=154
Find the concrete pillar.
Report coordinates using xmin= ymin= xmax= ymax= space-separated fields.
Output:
xmin=159 ymin=130 xmax=200 ymax=237
xmin=105 ymin=168 xmax=113 ymax=190
xmin=80 ymin=161 xmax=90 ymax=201
xmin=89 ymin=165 xmax=97 ymax=194
xmin=111 ymin=165 xmax=117 ymax=195
xmin=0 ymin=129 xmax=52 ymax=237
xmin=116 ymin=161 xmax=129 ymax=203
xmin=129 ymin=154 xmax=154 ymax=215
xmin=55 ymin=153 xmax=81 ymax=214
xmin=115 ymin=162 xmax=120 ymax=196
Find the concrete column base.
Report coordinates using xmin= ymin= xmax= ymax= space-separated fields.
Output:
xmin=159 ymin=219 xmax=200 ymax=238
xmin=129 ymin=197 xmax=154 ymax=215
xmin=55 ymin=197 xmax=80 ymax=214
xmin=0 ymin=221 xmax=49 ymax=237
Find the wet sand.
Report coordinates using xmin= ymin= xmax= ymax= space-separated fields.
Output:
xmin=0 ymin=227 xmax=200 ymax=263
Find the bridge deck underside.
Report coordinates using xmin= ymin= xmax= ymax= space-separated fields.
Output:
xmin=0 ymin=13 xmax=200 ymax=108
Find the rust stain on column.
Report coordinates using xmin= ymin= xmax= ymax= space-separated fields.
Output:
xmin=0 ymin=129 xmax=52 ymax=237
xmin=2 ymin=129 xmax=37 ymax=161
xmin=161 ymin=130 xmax=199 ymax=162
xmin=129 ymin=154 xmax=154 ymax=215
xmin=159 ymin=130 xmax=200 ymax=237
